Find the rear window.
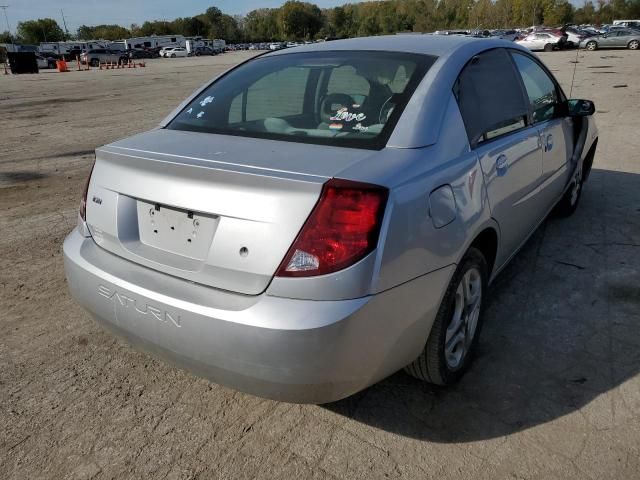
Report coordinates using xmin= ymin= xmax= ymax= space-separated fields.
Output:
xmin=168 ymin=51 xmax=435 ymax=149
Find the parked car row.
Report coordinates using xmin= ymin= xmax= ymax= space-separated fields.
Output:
xmin=434 ymin=24 xmax=640 ymax=52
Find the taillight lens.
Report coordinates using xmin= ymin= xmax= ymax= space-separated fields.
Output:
xmin=79 ymin=160 xmax=95 ymax=221
xmin=276 ymin=178 xmax=388 ymax=277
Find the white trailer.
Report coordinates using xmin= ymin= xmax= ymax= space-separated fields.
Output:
xmin=612 ymin=19 xmax=640 ymax=27
xmin=39 ymin=41 xmax=110 ymax=55
xmin=124 ymin=35 xmax=186 ymax=50
xmin=211 ymin=39 xmax=226 ymax=52
xmin=185 ymin=38 xmax=226 ymax=54
xmin=185 ymin=38 xmax=204 ymax=54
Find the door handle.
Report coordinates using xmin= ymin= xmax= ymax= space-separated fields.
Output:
xmin=496 ymin=154 xmax=508 ymax=177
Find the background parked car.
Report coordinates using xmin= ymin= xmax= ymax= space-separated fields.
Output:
xmin=192 ymin=46 xmax=216 ymax=56
xmin=81 ymin=49 xmax=127 ymax=67
xmin=516 ymin=32 xmax=564 ymax=51
xmin=564 ymin=27 xmax=592 ymax=47
xmin=35 ymin=54 xmax=57 ymax=69
xmin=127 ymin=48 xmax=153 ymax=59
xmin=160 ymin=47 xmax=188 ymax=58
xmin=491 ymin=29 xmax=519 ymax=41
xmin=581 ymin=29 xmax=640 ymax=50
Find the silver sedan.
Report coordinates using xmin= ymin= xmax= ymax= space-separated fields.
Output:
xmin=64 ymin=35 xmax=598 ymax=403
xmin=581 ymin=29 xmax=640 ymax=50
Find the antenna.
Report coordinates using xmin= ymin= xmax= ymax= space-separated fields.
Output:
xmin=60 ymin=9 xmax=70 ymax=40
xmin=0 ymin=5 xmax=14 ymax=46
xmin=569 ymin=46 xmax=579 ymax=98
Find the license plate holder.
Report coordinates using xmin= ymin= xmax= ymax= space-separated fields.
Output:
xmin=136 ymin=200 xmax=217 ymax=260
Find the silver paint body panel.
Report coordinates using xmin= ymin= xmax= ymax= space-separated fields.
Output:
xmin=64 ymin=35 xmax=598 ymax=402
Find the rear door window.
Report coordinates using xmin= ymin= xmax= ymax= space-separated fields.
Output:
xmin=453 ymin=48 xmax=529 ymax=147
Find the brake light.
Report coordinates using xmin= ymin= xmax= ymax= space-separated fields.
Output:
xmin=276 ymin=178 xmax=388 ymax=277
xmin=79 ymin=160 xmax=95 ymax=221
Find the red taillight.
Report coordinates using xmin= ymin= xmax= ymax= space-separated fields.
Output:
xmin=79 ymin=160 xmax=95 ymax=221
xmin=276 ymin=178 xmax=388 ymax=277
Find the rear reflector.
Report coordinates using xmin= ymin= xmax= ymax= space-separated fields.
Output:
xmin=276 ymin=178 xmax=388 ymax=277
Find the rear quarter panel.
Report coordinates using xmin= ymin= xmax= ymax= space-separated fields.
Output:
xmin=374 ymin=95 xmax=493 ymax=293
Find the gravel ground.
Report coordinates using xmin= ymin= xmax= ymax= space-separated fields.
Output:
xmin=1 ymin=49 xmax=639 ymax=480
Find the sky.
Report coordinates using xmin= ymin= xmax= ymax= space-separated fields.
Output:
xmin=3 ymin=0 xmax=360 ymax=34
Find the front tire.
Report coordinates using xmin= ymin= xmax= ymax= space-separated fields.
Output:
xmin=555 ymin=168 xmax=583 ymax=217
xmin=544 ymin=43 xmax=554 ymax=52
xmin=586 ymin=41 xmax=597 ymax=51
xmin=628 ymin=40 xmax=639 ymax=50
xmin=405 ymin=248 xmax=488 ymax=385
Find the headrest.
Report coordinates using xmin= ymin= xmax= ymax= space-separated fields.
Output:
xmin=354 ymin=62 xmax=397 ymax=86
xmin=320 ymin=93 xmax=354 ymax=124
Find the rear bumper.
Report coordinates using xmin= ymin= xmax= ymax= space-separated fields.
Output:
xmin=63 ymin=228 xmax=453 ymax=403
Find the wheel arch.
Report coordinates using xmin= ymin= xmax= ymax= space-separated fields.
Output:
xmin=468 ymin=227 xmax=499 ymax=278
xmin=582 ymin=137 xmax=598 ymax=183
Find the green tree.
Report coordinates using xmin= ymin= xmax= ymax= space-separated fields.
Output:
xmin=244 ymin=8 xmax=280 ymax=41
xmin=77 ymin=24 xmax=130 ymax=41
xmin=279 ymin=1 xmax=323 ymax=39
xmin=17 ymin=18 xmax=65 ymax=44
xmin=574 ymin=1 xmax=596 ymax=24
xmin=0 ymin=30 xmax=14 ymax=43
xmin=171 ymin=17 xmax=207 ymax=37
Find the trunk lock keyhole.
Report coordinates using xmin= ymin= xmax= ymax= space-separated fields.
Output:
xmin=239 ymin=247 xmax=249 ymax=257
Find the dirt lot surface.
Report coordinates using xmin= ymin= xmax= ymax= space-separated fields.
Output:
xmin=1 ymin=49 xmax=639 ymax=479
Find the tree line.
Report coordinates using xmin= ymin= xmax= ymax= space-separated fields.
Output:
xmin=2 ymin=0 xmax=639 ymax=46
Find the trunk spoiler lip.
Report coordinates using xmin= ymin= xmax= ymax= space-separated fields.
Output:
xmin=96 ymin=144 xmax=331 ymax=183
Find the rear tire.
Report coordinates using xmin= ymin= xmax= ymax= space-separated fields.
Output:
xmin=405 ymin=248 xmax=488 ymax=385
xmin=171 ymin=54 xmax=176 ymax=58
xmin=544 ymin=43 xmax=554 ymax=52
xmin=90 ymin=58 xmax=99 ymax=67
xmin=629 ymin=40 xmax=639 ymax=50
xmin=586 ymin=41 xmax=597 ymax=51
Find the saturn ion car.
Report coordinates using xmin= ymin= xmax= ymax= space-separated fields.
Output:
xmin=64 ymin=35 xmax=598 ymax=403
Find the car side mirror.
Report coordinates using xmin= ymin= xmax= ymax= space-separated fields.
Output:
xmin=565 ymin=99 xmax=595 ymax=117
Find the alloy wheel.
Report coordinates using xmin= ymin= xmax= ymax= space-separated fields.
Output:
xmin=445 ymin=267 xmax=482 ymax=369
xmin=570 ymin=170 xmax=582 ymax=206
xmin=629 ymin=40 xmax=639 ymax=50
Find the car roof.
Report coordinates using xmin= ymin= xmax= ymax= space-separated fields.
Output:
xmin=265 ymin=34 xmax=514 ymax=60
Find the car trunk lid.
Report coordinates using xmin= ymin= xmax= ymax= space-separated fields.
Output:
xmin=85 ymin=129 xmax=374 ymax=295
